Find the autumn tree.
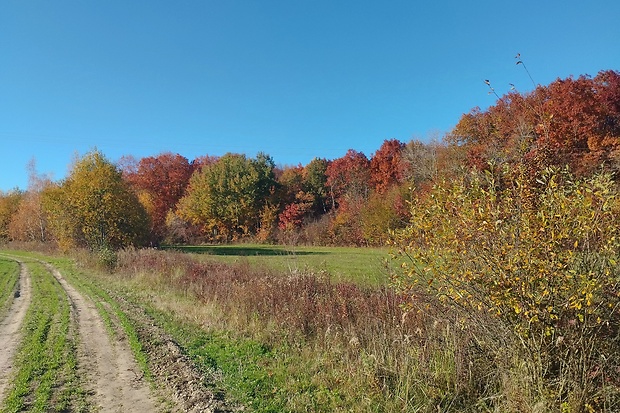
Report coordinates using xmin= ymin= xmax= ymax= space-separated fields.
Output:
xmin=402 ymin=139 xmax=439 ymax=185
xmin=369 ymin=139 xmax=406 ymax=194
xmin=541 ymin=71 xmax=620 ymax=172
xmin=191 ymin=154 xmax=220 ymax=172
xmin=360 ymin=187 xmax=409 ymax=245
xmin=449 ymin=70 xmax=620 ymax=176
xmin=44 ymin=150 xmax=149 ymax=251
xmin=325 ymin=149 xmax=371 ymax=208
xmin=303 ymin=157 xmax=329 ymax=215
xmin=277 ymin=165 xmax=304 ymax=204
xmin=8 ymin=160 xmax=52 ymax=243
xmin=319 ymin=150 xmax=370 ymax=245
xmin=177 ymin=153 xmax=276 ymax=240
xmin=449 ymin=89 xmax=544 ymax=170
xmin=0 ymin=190 xmax=22 ymax=241
xmin=392 ymin=165 xmax=620 ymax=409
xmin=276 ymin=165 xmax=308 ymax=230
xmin=124 ymin=152 xmax=193 ymax=244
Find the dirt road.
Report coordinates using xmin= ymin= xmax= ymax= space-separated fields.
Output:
xmin=46 ymin=263 xmax=161 ymax=413
xmin=0 ymin=257 xmax=230 ymax=412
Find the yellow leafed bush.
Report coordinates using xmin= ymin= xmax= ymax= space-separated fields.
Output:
xmin=392 ymin=165 xmax=620 ymax=410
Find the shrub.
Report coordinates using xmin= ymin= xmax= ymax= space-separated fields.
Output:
xmin=391 ymin=164 xmax=620 ymax=411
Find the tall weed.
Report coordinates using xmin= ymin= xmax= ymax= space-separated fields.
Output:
xmin=113 ymin=248 xmax=498 ymax=411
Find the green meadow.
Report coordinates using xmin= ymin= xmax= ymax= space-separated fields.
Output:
xmin=164 ymin=244 xmax=394 ymax=287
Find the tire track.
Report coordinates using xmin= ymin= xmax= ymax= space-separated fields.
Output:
xmin=0 ymin=260 xmax=32 ymax=401
xmin=44 ymin=263 xmax=161 ymax=413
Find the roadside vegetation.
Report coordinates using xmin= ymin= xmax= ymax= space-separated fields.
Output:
xmin=61 ymin=247 xmax=460 ymax=412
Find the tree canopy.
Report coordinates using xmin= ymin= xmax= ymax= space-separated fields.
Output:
xmin=177 ymin=153 xmax=276 ymax=240
xmin=44 ymin=150 xmax=149 ymax=250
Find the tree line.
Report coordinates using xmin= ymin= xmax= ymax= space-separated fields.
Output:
xmin=0 ymin=69 xmax=618 ymax=251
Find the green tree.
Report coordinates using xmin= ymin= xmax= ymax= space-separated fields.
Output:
xmin=303 ymin=157 xmax=329 ymax=214
xmin=44 ymin=150 xmax=149 ymax=251
xmin=178 ymin=153 xmax=276 ymax=240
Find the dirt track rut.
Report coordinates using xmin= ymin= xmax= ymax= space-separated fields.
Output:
xmin=45 ymin=263 xmax=160 ymax=413
xmin=0 ymin=260 xmax=32 ymax=401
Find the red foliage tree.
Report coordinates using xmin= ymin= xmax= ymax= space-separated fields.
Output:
xmin=191 ymin=155 xmax=220 ymax=172
xmin=450 ymin=70 xmax=620 ymax=175
xmin=125 ymin=152 xmax=193 ymax=243
xmin=542 ymin=71 xmax=620 ymax=172
xmin=325 ymin=149 xmax=371 ymax=208
xmin=278 ymin=192 xmax=314 ymax=231
xmin=370 ymin=139 xmax=406 ymax=194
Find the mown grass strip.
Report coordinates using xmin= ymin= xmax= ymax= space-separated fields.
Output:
xmin=39 ymin=252 xmax=286 ymax=411
xmin=0 ymin=258 xmax=20 ymax=319
xmin=0 ymin=260 xmax=87 ymax=413
xmin=140 ymin=305 xmax=286 ymax=412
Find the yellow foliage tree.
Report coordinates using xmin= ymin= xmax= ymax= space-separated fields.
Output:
xmin=44 ymin=150 xmax=149 ymax=251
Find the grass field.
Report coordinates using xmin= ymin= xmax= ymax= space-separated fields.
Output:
xmin=164 ymin=244 xmax=394 ymax=287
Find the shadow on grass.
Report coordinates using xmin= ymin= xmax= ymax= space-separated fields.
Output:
xmin=163 ymin=245 xmax=327 ymax=257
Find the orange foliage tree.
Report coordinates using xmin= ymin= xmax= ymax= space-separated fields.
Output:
xmin=369 ymin=139 xmax=406 ymax=194
xmin=0 ymin=191 xmax=22 ymax=241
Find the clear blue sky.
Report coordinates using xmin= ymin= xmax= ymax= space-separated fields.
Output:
xmin=1 ymin=1 xmax=619 ymax=191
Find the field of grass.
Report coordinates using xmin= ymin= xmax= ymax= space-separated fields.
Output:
xmin=164 ymin=244 xmax=394 ymax=286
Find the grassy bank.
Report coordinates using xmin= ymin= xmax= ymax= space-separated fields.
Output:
xmin=7 ymin=245 xmax=612 ymax=411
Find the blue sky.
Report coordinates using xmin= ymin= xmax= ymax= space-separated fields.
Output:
xmin=1 ymin=1 xmax=619 ymax=191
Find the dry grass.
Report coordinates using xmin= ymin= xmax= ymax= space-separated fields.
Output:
xmin=110 ymin=248 xmax=504 ymax=411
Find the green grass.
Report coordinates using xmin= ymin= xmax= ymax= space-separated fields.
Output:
xmin=1 ymin=259 xmax=88 ymax=413
xmin=0 ymin=258 xmax=20 ymax=319
xmin=141 ymin=306 xmax=288 ymax=412
xmin=94 ymin=276 xmax=379 ymax=413
xmin=164 ymin=244 xmax=394 ymax=287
